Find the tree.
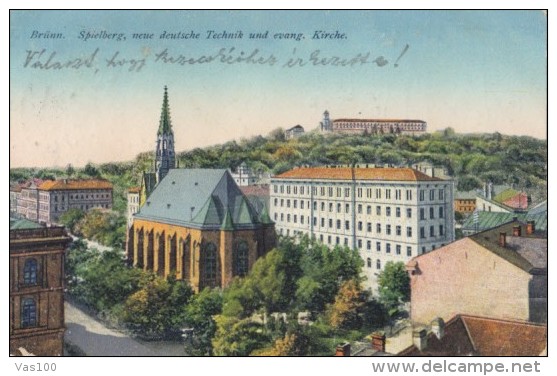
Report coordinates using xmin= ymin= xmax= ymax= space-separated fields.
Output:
xmin=66 ymin=163 xmax=75 ymax=177
xmin=122 ymin=275 xmax=193 ymax=337
xmin=377 ymin=261 xmax=410 ymax=325
xmin=183 ymin=288 xmax=223 ymax=355
xmin=211 ymin=316 xmax=270 ymax=356
xmin=83 ymin=162 xmax=100 ymax=177
xmin=59 ymin=208 xmax=85 ymax=234
xmin=328 ymin=280 xmax=366 ymax=330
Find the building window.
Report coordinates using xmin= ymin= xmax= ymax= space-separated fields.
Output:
xmin=203 ymin=243 xmax=218 ymax=281
xmin=274 ymin=198 xmax=278 ymax=206
xmin=406 ymin=190 xmax=412 ymax=200
xmin=314 ymin=217 xmax=317 ymax=226
xmin=419 ymin=190 xmax=425 ymax=201
xmin=287 ymin=200 xmax=291 ymax=208
xmin=430 ymin=190 xmax=435 ymax=201
xmin=407 ymin=227 xmax=413 ymax=237
xmin=367 ymin=205 xmax=372 ymax=215
xmin=23 ymin=258 xmax=38 ymax=285
xmin=386 ymin=224 xmax=391 ymax=235
xmin=301 ymin=201 xmax=305 ymax=209
xmin=301 ymin=215 xmax=304 ymax=224
xmin=321 ymin=218 xmax=325 ymax=227
xmin=344 ymin=188 xmax=350 ymax=198
xmin=396 ymin=226 xmax=401 ymax=236
xmin=293 ymin=215 xmax=297 ymax=223
xmin=358 ymin=204 xmax=362 ymax=214
xmin=396 ymin=244 xmax=401 ymax=255
xmin=287 ymin=214 xmax=291 ymax=223
xmin=386 ymin=207 xmax=391 ymax=217
xmin=430 ymin=207 xmax=435 ymax=219
xmin=280 ymin=213 xmax=284 ymax=221
xmin=280 ymin=199 xmax=284 ymax=207
xmin=358 ymin=221 xmax=363 ymax=231
xmin=328 ymin=235 xmax=331 ymax=244
xmin=367 ymin=258 xmax=372 ymax=268
xmin=21 ymin=298 xmax=37 ymax=328
xmin=345 ymin=204 xmax=350 ymax=213
xmin=336 ymin=220 xmax=341 ymax=229
xmin=358 ymin=239 xmax=363 ymax=249
xmin=439 ymin=207 xmax=444 ymax=218
xmin=367 ymin=222 xmax=372 ymax=232
xmin=367 ymin=240 xmax=371 ymax=250
xmin=420 ymin=208 xmax=425 ymax=220
xmin=395 ymin=189 xmax=401 ymax=200
xmin=234 ymin=241 xmax=249 ymax=277
xmin=420 ymin=227 xmax=426 ymax=239
xmin=376 ymin=206 xmax=381 ymax=216
xmin=314 ymin=201 xmax=318 ymax=211
xmin=336 ymin=187 xmax=342 ymax=197
xmin=329 ymin=203 xmax=333 ymax=212
xmin=396 ymin=207 xmax=401 ymax=217
xmin=385 ymin=189 xmax=391 ymax=199
xmin=345 ymin=220 xmax=350 ymax=230
xmin=336 ymin=237 xmax=340 ymax=245
xmin=376 ymin=242 xmax=381 ymax=252
xmin=329 ymin=219 xmax=333 ymax=228
xmin=430 ymin=225 xmax=435 ymax=237
xmin=407 ymin=247 xmax=412 ymax=257
xmin=386 ymin=243 xmax=391 ymax=253
xmin=337 ymin=203 xmax=341 ymax=213
xmin=439 ymin=189 xmax=445 ymax=200
xmin=407 ymin=208 xmax=412 ymax=218
xmin=439 ymin=225 xmax=445 ymax=236
xmin=376 ymin=260 xmax=381 ymax=270
xmin=293 ymin=200 xmax=297 ymax=209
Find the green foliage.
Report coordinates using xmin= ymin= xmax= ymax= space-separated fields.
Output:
xmin=73 ymin=209 xmax=126 ymax=249
xmin=122 ymin=275 xmax=194 ymax=337
xmin=183 ymin=288 xmax=223 ymax=355
xmin=59 ymin=208 xmax=85 ymax=234
xmin=212 ymin=316 xmax=270 ymax=356
xmin=328 ymin=280 xmax=366 ymax=331
xmin=68 ymin=247 xmax=145 ymax=313
xmin=377 ymin=261 xmax=410 ymax=318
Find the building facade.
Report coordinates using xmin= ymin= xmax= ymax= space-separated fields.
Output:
xmin=230 ymin=162 xmax=259 ymax=186
xmin=127 ymin=169 xmax=276 ymax=292
xmin=127 ymin=187 xmax=141 ymax=228
xmin=407 ymin=220 xmax=547 ymax=326
xmin=285 ymin=125 xmax=305 ymax=139
xmin=9 ymin=219 xmax=72 ymax=356
xmin=319 ymin=111 xmax=426 ymax=135
xmin=270 ymin=167 xmax=454 ymax=292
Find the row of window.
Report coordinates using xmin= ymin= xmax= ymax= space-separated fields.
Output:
xmin=273 ymin=184 xmax=446 ymax=202
xmin=274 ymin=199 xmax=445 ymax=220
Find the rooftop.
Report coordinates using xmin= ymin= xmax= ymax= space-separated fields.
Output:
xmin=333 ymin=118 xmax=426 ymax=123
xmin=462 ymin=211 xmax=547 ymax=234
xmin=274 ymin=167 xmax=443 ymax=182
xmin=39 ymin=179 xmax=113 ymax=191
xmin=134 ymin=169 xmax=266 ymax=230
xmin=399 ymin=315 xmax=547 ymax=356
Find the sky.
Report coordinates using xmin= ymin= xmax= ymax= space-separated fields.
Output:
xmin=9 ymin=10 xmax=547 ymax=168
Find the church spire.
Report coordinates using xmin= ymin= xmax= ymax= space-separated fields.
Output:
xmin=158 ymin=86 xmax=173 ymax=135
xmin=155 ymin=86 xmax=176 ymax=184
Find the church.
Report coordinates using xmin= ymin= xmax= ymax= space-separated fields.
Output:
xmin=126 ymin=87 xmax=275 ymax=292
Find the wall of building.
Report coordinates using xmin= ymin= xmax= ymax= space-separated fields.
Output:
xmin=270 ymin=177 xmax=454 ymax=293
xmin=9 ymin=227 xmax=70 ymax=356
xmin=129 ymin=219 xmax=274 ymax=292
xmin=475 ymin=196 xmax=511 ymax=214
xmin=410 ymin=238 xmax=532 ymax=326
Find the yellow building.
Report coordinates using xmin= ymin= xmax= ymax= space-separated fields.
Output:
xmin=127 ymin=169 xmax=275 ymax=292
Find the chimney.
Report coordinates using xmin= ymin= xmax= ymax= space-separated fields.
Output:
xmin=335 ymin=342 xmax=351 ymax=357
xmin=371 ymin=332 xmax=386 ymax=352
xmin=413 ymin=328 xmax=428 ymax=351
xmin=487 ymin=182 xmax=493 ymax=200
xmin=431 ymin=318 xmax=445 ymax=340
xmin=527 ymin=221 xmax=535 ymax=235
xmin=499 ymin=232 xmax=507 ymax=247
xmin=513 ymin=225 xmax=521 ymax=237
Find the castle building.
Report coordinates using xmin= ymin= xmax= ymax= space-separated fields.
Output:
xmin=9 ymin=218 xmax=72 ymax=356
xmin=270 ymin=167 xmax=454 ymax=292
xmin=126 ymin=88 xmax=276 ymax=291
xmin=319 ymin=111 xmax=427 ymax=135
xmin=230 ymin=162 xmax=259 ymax=186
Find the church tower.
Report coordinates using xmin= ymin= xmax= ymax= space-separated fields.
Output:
xmin=155 ymin=86 xmax=176 ymax=184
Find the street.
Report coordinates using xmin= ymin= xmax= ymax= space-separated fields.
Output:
xmin=64 ymin=302 xmax=187 ymax=356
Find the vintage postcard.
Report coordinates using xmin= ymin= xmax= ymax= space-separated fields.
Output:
xmin=7 ymin=7 xmax=550 ymax=374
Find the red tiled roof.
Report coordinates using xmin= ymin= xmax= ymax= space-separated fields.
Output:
xmin=39 ymin=179 xmax=113 ymax=191
xmin=128 ymin=186 xmax=141 ymax=193
xmin=399 ymin=315 xmax=547 ymax=356
xmin=274 ymin=167 xmax=442 ymax=182
xmin=461 ymin=315 xmax=547 ymax=356
xmin=239 ymin=185 xmax=269 ymax=197
xmin=333 ymin=118 xmax=425 ymax=123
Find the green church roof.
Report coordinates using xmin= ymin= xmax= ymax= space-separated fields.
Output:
xmin=135 ymin=169 xmax=265 ymax=230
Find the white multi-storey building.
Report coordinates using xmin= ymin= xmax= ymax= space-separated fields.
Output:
xmin=270 ymin=166 xmax=454 ymax=292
